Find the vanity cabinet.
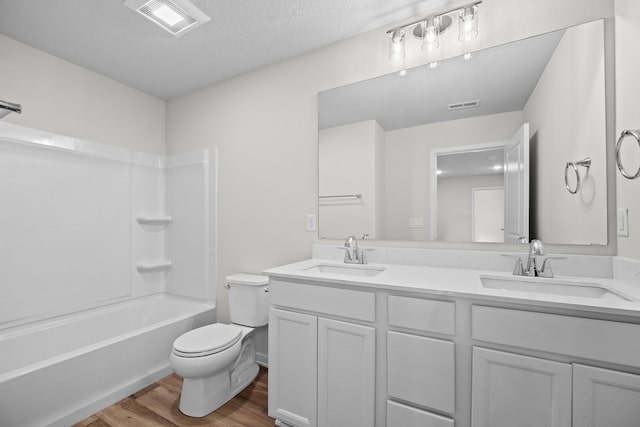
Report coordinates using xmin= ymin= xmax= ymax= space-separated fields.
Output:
xmin=268 ymin=280 xmax=376 ymax=427
xmin=471 ymin=305 xmax=640 ymax=427
xmin=573 ymin=364 xmax=640 ymax=427
xmin=269 ymin=308 xmax=318 ymax=427
xmin=471 ymin=347 xmax=572 ymax=427
xmin=471 ymin=347 xmax=640 ymax=427
xmin=267 ymin=272 xmax=640 ymax=427
xmin=318 ymin=318 xmax=375 ymax=427
xmin=387 ymin=295 xmax=456 ymax=425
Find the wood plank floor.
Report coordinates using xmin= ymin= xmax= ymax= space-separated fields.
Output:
xmin=74 ymin=367 xmax=273 ymax=427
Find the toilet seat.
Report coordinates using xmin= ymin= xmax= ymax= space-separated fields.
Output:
xmin=173 ymin=324 xmax=243 ymax=358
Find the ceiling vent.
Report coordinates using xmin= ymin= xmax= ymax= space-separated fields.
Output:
xmin=123 ymin=0 xmax=210 ymax=37
xmin=448 ymin=99 xmax=480 ymax=111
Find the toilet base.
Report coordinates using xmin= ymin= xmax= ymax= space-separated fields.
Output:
xmin=177 ymin=337 xmax=259 ymax=417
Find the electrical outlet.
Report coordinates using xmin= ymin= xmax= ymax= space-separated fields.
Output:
xmin=306 ymin=214 xmax=317 ymax=232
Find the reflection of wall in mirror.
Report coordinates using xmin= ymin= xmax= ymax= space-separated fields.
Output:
xmin=384 ymin=111 xmax=523 ymax=240
xmin=523 ymin=20 xmax=607 ymax=245
xmin=438 ymin=175 xmax=504 ymax=242
xmin=318 ymin=120 xmax=384 ymax=239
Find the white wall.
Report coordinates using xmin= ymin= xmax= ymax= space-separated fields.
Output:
xmin=166 ymin=0 xmax=614 ymax=321
xmin=0 ymin=34 xmax=165 ymax=154
xmin=384 ymin=112 xmax=522 ymax=241
xmin=319 ymin=120 xmax=384 ymax=239
xmin=616 ymin=0 xmax=640 ymax=260
xmin=438 ymin=175 xmax=504 ymax=242
xmin=523 ymin=21 xmax=607 ymax=245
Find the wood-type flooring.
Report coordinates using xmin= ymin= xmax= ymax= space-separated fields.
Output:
xmin=73 ymin=367 xmax=272 ymax=427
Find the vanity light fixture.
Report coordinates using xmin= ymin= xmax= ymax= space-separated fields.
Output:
xmin=123 ymin=0 xmax=211 ymax=37
xmin=387 ymin=1 xmax=481 ymax=63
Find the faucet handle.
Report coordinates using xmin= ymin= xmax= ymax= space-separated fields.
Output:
xmin=359 ymin=248 xmax=375 ymax=265
xmin=538 ymin=256 xmax=567 ymax=278
xmin=502 ymin=254 xmax=525 ymax=275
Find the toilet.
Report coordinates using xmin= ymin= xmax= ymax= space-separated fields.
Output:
xmin=170 ymin=273 xmax=269 ymax=417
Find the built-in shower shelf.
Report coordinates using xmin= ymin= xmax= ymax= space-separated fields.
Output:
xmin=136 ymin=216 xmax=172 ymax=228
xmin=136 ymin=260 xmax=172 ymax=274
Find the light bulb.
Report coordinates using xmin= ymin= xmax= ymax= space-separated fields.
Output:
xmin=388 ymin=29 xmax=406 ymax=61
xmin=421 ymin=17 xmax=440 ymax=52
xmin=458 ymin=6 xmax=479 ymax=42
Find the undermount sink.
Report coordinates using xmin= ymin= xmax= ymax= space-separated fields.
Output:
xmin=480 ymin=275 xmax=634 ymax=302
xmin=303 ymin=264 xmax=385 ymax=277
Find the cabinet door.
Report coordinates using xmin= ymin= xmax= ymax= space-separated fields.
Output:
xmin=318 ymin=318 xmax=375 ymax=427
xmin=269 ymin=308 xmax=318 ymax=427
xmin=573 ymin=364 xmax=640 ymax=427
xmin=471 ymin=347 xmax=571 ymax=427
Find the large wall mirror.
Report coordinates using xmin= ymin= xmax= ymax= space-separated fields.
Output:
xmin=318 ymin=19 xmax=609 ymax=245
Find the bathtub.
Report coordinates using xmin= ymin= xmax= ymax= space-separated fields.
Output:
xmin=0 ymin=293 xmax=216 ymax=427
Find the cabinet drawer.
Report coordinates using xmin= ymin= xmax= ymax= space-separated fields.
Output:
xmin=387 ymin=400 xmax=454 ymax=427
xmin=387 ymin=332 xmax=455 ymax=414
xmin=472 ymin=305 xmax=640 ymax=367
xmin=269 ymin=280 xmax=375 ymax=322
xmin=388 ymin=296 xmax=455 ymax=335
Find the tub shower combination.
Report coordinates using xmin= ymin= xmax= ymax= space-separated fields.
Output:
xmin=0 ymin=295 xmax=215 ymax=426
xmin=0 ymin=123 xmax=217 ymax=426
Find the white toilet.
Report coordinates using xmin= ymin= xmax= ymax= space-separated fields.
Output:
xmin=170 ymin=273 xmax=269 ymax=417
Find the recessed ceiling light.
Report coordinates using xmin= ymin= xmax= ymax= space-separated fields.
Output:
xmin=153 ymin=4 xmax=184 ymax=26
xmin=123 ymin=0 xmax=210 ymax=37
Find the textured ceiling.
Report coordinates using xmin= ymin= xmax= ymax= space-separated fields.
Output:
xmin=0 ymin=0 xmax=458 ymax=99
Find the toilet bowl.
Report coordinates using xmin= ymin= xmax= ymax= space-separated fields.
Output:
xmin=170 ymin=273 xmax=269 ymax=417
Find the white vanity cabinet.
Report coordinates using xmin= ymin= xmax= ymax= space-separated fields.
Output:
xmin=266 ymin=267 xmax=640 ymax=427
xmin=386 ymin=296 xmax=456 ymax=426
xmin=268 ymin=280 xmax=376 ymax=427
xmin=471 ymin=305 xmax=640 ymax=427
xmin=471 ymin=347 xmax=572 ymax=427
xmin=573 ymin=364 xmax=640 ymax=427
xmin=269 ymin=308 xmax=318 ymax=427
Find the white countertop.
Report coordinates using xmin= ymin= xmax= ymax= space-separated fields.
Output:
xmin=264 ymin=258 xmax=640 ymax=318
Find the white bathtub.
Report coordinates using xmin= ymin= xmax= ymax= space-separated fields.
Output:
xmin=0 ymin=293 xmax=216 ymax=427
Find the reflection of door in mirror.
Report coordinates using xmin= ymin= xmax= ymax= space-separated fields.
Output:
xmin=504 ymin=123 xmax=530 ymax=243
xmin=432 ymin=124 xmax=529 ymax=243
xmin=473 ymin=187 xmax=504 ymax=242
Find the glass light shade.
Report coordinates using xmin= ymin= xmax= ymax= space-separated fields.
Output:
xmin=458 ymin=6 xmax=479 ymax=42
xmin=388 ymin=29 xmax=406 ymax=61
xmin=421 ymin=17 xmax=440 ymax=52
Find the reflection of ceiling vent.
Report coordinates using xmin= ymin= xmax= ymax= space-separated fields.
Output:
xmin=448 ymin=100 xmax=480 ymax=111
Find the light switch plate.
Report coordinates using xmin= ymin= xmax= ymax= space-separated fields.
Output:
xmin=617 ymin=208 xmax=629 ymax=237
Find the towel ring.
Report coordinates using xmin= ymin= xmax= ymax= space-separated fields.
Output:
xmin=564 ymin=157 xmax=591 ymax=194
xmin=616 ymin=129 xmax=640 ymax=180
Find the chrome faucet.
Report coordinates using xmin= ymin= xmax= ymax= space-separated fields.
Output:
xmin=503 ymin=239 xmax=566 ymax=278
xmin=339 ymin=235 xmax=368 ymax=264
xmin=525 ymin=239 xmax=545 ymax=276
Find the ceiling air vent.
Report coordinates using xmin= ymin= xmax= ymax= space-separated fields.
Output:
xmin=448 ymin=100 xmax=481 ymax=111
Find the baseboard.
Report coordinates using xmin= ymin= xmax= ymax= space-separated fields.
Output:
xmin=256 ymin=351 xmax=269 ymax=368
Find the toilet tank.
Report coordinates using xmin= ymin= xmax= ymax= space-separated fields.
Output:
xmin=226 ymin=273 xmax=269 ymax=327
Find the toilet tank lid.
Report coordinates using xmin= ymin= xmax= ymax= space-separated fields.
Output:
xmin=225 ymin=273 xmax=269 ymax=286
